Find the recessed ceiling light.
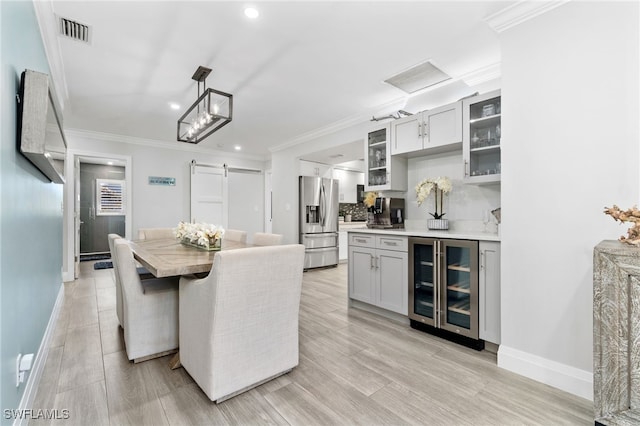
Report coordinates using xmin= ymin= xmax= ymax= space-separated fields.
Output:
xmin=244 ymin=7 xmax=259 ymax=19
xmin=107 ymin=161 xmax=114 ymax=165
xmin=169 ymin=102 xmax=180 ymax=110
xmin=234 ymin=145 xmax=242 ymax=151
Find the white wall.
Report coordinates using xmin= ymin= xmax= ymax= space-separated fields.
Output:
xmin=66 ymin=132 xmax=267 ymax=234
xmin=499 ymin=1 xmax=639 ymax=400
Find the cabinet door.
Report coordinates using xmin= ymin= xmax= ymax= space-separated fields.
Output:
xmin=479 ymin=241 xmax=501 ymax=344
xmin=440 ymin=239 xmax=478 ymax=339
xmin=463 ymin=90 xmax=501 ymax=184
xmin=300 ymin=160 xmax=332 ymax=178
xmin=424 ymin=101 xmax=462 ymax=149
xmin=391 ymin=114 xmax=422 ymax=155
xmin=365 ymin=125 xmax=390 ymax=190
xmin=348 ymin=245 xmax=376 ymax=304
xmin=376 ymin=249 xmax=408 ymax=315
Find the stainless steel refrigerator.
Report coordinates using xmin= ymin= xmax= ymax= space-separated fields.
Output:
xmin=299 ymin=176 xmax=339 ymax=269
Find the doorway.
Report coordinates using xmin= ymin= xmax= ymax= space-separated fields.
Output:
xmin=79 ymin=162 xmax=126 ymax=256
xmin=63 ymin=150 xmax=132 ymax=281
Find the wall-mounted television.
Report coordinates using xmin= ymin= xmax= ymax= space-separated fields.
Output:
xmin=17 ymin=69 xmax=67 ymax=184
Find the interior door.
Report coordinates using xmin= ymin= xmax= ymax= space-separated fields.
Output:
xmin=190 ymin=162 xmax=228 ymax=226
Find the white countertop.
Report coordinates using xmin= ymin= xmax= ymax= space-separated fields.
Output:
xmin=345 ymin=226 xmax=500 ymax=242
xmin=338 ymin=221 xmax=368 ymax=230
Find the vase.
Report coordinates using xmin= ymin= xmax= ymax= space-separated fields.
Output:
xmin=427 ymin=219 xmax=449 ymax=230
xmin=180 ymin=237 xmax=222 ymax=251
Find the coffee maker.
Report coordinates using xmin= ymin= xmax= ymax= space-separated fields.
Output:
xmin=367 ymin=197 xmax=405 ymax=229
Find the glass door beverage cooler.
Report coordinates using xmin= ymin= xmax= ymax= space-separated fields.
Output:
xmin=408 ymin=237 xmax=482 ymax=349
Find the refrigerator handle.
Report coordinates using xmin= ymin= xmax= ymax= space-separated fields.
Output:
xmin=320 ymin=183 xmax=326 ymax=227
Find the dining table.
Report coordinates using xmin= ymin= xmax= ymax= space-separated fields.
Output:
xmin=128 ymin=237 xmax=253 ymax=369
xmin=128 ymin=237 xmax=252 ymax=278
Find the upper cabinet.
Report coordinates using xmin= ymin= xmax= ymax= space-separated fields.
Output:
xmin=365 ymin=124 xmax=407 ymax=191
xmin=299 ymin=160 xmax=333 ymax=178
xmin=391 ymin=101 xmax=462 ymax=156
xmin=463 ymin=90 xmax=501 ymax=184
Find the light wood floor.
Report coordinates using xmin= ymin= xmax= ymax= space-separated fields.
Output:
xmin=31 ymin=261 xmax=593 ymax=425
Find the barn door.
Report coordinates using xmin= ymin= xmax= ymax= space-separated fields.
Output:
xmin=190 ymin=161 xmax=228 ymax=226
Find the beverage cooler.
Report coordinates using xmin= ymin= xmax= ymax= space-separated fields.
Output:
xmin=408 ymin=237 xmax=483 ymax=349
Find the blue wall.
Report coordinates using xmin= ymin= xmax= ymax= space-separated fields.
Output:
xmin=1 ymin=1 xmax=63 ymax=421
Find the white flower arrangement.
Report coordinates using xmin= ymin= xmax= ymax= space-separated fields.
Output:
xmin=415 ymin=176 xmax=452 ymax=219
xmin=175 ymin=221 xmax=225 ymax=249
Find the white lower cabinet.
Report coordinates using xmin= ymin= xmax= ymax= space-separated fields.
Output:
xmin=348 ymin=233 xmax=408 ymax=315
xmin=479 ymin=241 xmax=501 ymax=344
xmin=338 ymin=230 xmax=348 ymax=261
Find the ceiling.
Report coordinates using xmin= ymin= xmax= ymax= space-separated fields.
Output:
xmin=42 ymin=1 xmax=511 ymax=160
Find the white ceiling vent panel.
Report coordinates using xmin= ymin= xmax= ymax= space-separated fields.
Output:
xmin=384 ymin=61 xmax=451 ymax=94
xmin=58 ymin=16 xmax=91 ymax=44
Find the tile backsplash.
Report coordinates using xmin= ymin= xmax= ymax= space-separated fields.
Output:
xmin=339 ymin=203 xmax=367 ymax=221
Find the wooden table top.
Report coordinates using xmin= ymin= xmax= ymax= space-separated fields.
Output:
xmin=129 ymin=238 xmax=252 ymax=278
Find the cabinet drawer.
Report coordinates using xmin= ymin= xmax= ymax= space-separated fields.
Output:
xmin=376 ymin=236 xmax=407 ymax=252
xmin=349 ymin=233 xmax=375 ymax=248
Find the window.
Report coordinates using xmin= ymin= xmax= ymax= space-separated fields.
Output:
xmin=96 ymin=179 xmax=125 ymax=216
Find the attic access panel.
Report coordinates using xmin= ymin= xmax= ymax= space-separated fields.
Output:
xmin=384 ymin=61 xmax=451 ymax=94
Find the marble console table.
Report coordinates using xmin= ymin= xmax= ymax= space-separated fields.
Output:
xmin=594 ymin=241 xmax=640 ymax=425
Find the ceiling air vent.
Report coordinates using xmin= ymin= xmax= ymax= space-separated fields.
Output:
xmin=384 ymin=60 xmax=451 ymax=94
xmin=58 ymin=16 xmax=91 ymax=44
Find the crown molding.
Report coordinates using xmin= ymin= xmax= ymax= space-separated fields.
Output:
xmin=485 ymin=0 xmax=570 ymax=33
xmin=33 ymin=0 xmax=69 ymax=111
xmin=269 ymin=97 xmax=406 ymax=153
xmin=65 ymin=128 xmax=268 ymax=162
xmin=459 ymin=62 xmax=501 ymax=87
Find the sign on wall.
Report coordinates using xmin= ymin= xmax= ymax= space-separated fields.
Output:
xmin=148 ymin=176 xmax=176 ymax=186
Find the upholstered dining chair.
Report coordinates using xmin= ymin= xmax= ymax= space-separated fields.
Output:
xmin=223 ymin=229 xmax=247 ymax=243
xmin=179 ymin=244 xmax=305 ymax=403
xmin=137 ymin=227 xmax=175 ymax=240
xmin=252 ymin=232 xmax=284 ymax=246
xmin=113 ymin=239 xmax=179 ymax=362
xmin=107 ymin=233 xmax=125 ymax=328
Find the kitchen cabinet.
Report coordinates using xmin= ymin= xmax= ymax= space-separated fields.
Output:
xmin=463 ymin=90 xmax=501 ymax=184
xmin=348 ymin=233 xmax=408 ymax=315
xmin=364 ymin=124 xmax=407 ymax=191
xmin=391 ymin=101 xmax=462 ymax=156
xmin=299 ymin=160 xmax=332 ymax=178
xmin=479 ymin=241 xmax=500 ymax=344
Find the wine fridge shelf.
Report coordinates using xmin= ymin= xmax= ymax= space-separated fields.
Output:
xmin=420 ymin=261 xmax=434 ymax=266
xmin=447 ymin=283 xmax=470 ymax=294
xmin=417 ymin=281 xmax=434 ymax=288
xmin=448 ymin=300 xmax=471 ymax=315
xmin=448 ymin=264 xmax=471 ymax=272
xmin=418 ymin=300 xmax=433 ymax=308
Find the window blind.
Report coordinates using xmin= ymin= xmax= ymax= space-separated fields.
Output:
xmin=96 ymin=179 xmax=125 ymax=216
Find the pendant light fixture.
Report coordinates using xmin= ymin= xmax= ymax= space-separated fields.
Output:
xmin=177 ymin=66 xmax=233 ymax=143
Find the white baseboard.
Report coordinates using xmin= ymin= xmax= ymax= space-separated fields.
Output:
xmin=14 ymin=283 xmax=65 ymax=426
xmin=497 ymin=345 xmax=593 ymax=401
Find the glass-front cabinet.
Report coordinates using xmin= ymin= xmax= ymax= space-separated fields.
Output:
xmin=409 ymin=238 xmax=479 ymax=340
xmin=364 ymin=124 xmax=407 ymax=191
xmin=463 ymin=90 xmax=501 ymax=184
